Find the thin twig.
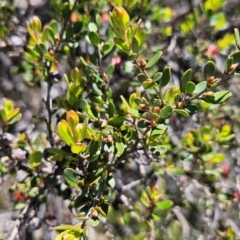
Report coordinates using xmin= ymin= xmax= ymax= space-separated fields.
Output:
xmin=54 ymin=0 xmax=80 ymax=52
xmin=45 ymin=81 xmax=54 ymax=147
xmin=122 ymin=179 xmax=143 ymax=191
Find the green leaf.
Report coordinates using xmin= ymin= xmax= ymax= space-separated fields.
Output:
xmin=62 ymin=2 xmax=70 ymax=16
xmin=89 ymin=32 xmax=100 ymax=46
xmin=230 ymin=51 xmax=240 ymax=64
xmin=4 ymin=99 xmax=14 ymax=112
xmin=75 ymin=120 xmax=88 ymax=143
xmin=132 ymin=36 xmax=139 ymax=53
xmin=57 ymin=120 xmax=75 ymax=146
xmin=44 ymin=53 xmax=55 ymax=62
xmin=87 ymin=140 xmax=100 ymax=158
xmin=95 ymin=206 xmax=107 ymax=217
xmin=71 ymin=143 xmax=87 ymax=154
xmin=159 ymin=105 xmax=173 ymax=119
xmin=90 ymin=217 xmax=100 ymax=227
xmin=114 ymin=38 xmax=131 ymax=55
xmin=138 ymin=73 xmax=147 ymax=83
xmin=146 ymin=51 xmax=163 ymax=69
xmin=121 ymin=95 xmax=139 ymax=117
xmin=174 ymin=109 xmax=190 ymax=117
xmin=102 ymin=40 xmax=114 ymax=55
xmin=153 ymin=72 xmax=162 ymax=82
xmin=107 ymin=177 xmax=115 ymax=188
xmin=140 ymin=190 xmax=150 ymax=207
xmin=79 ymin=100 xmax=97 ymax=120
xmin=193 ymin=81 xmax=207 ymax=94
xmin=29 ymin=151 xmax=43 ymax=168
xmin=0 ymin=109 xmax=7 ymax=122
xmin=8 ymin=113 xmax=22 ymax=125
xmin=234 ymin=28 xmax=240 ymax=50
xmin=88 ymin=160 xmax=98 ymax=172
xmin=6 ymin=108 xmax=20 ymax=121
xmin=14 ymin=203 xmax=26 ymax=210
xmin=116 ymin=142 xmax=125 ymax=157
xmin=186 ymin=81 xmax=195 ymax=94
xmin=143 ymin=79 xmax=157 ymax=89
xmin=71 ymin=68 xmax=80 ymax=83
xmin=107 ymin=100 xmax=115 ymax=118
xmin=110 ymin=7 xmax=130 ymax=29
xmin=180 ymin=69 xmax=192 ymax=93
xmin=126 ymin=0 xmax=138 ymax=8
xmin=224 ymin=57 xmax=233 ymax=73
xmin=29 ymin=16 xmax=42 ymax=33
xmin=42 ymin=26 xmax=55 ymax=44
xmin=156 ymin=200 xmax=173 ymax=210
xmin=35 ymin=43 xmax=47 ymax=54
xmin=150 ymin=145 xmax=167 ymax=155
xmin=160 ymin=67 xmax=171 ymax=87
xmin=204 ymin=61 xmax=216 ymax=78
xmin=49 ymin=20 xmax=58 ymax=35
xmin=106 ymin=64 xmax=115 ymax=76
xmin=214 ymin=91 xmax=232 ymax=103
xmin=74 ymin=195 xmax=86 ymax=208
xmin=88 ymin=22 xmax=98 ymax=32
xmin=64 ymin=168 xmax=79 ymax=188
xmin=107 ymin=115 xmax=125 ymax=127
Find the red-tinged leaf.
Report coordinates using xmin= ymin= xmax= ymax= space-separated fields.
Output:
xmin=66 ymin=110 xmax=79 ymax=128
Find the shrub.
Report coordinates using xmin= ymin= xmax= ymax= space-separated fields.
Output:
xmin=1 ymin=0 xmax=240 ymax=239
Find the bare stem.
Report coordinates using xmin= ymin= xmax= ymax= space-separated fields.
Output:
xmin=46 ymin=80 xmax=54 ymax=147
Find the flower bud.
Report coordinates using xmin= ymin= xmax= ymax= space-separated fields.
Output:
xmin=177 ymin=101 xmax=184 ymax=109
xmin=207 ymin=76 xmax=215 ymax=85
xmin=139 ymin=58 xmax=146 ymax=69
xmin=152 ymin=106 xmax=160 ymax=114
xmin=228 ymin=63 xmax=238 ymax=72
xmin=139 ymin=103 xmax=147 ymax=111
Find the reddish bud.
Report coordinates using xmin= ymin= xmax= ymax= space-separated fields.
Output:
xmin=103 ymin=72 xmax=108 ymax=81
xmin=91 ymin=208 xmax=99 ymax=217
xmin=233 ymin=192 xmax=240 ymax=200
xmin=106 ymin=135 xmax=113 ymax=144
xmin=228 ymin=63 xmax=238 ymax=72
xmin=139 ymin=103 xmax=147 ymax=111
xmin=54 ymin=34 xmax=60 ymax=42
xmin=48 ymin=49 xmax=55 ymax=56
xmin=111 ymin=56 xmax=121 ymax=66
xmin=14 ymin=191 xmax=28 ymax=201
xmin=152 ymin=106 xmax=160 ymax=114
xmin=151 ymin=118 xmax=157 ymax=127
xmin=101 ymin=13 xmax=109 ymax=23
xmin=204 ymin=44 xmax=219 ymax=57
xmin=220 ymin=163 xmax=230 ymax=179
xmin=207 ymin=76 xmax=215 ymax=85
xmin=177 ymin=101 xmax=185 ymax=109
xmin=139 ymin=58 xmax=147 ymax=69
